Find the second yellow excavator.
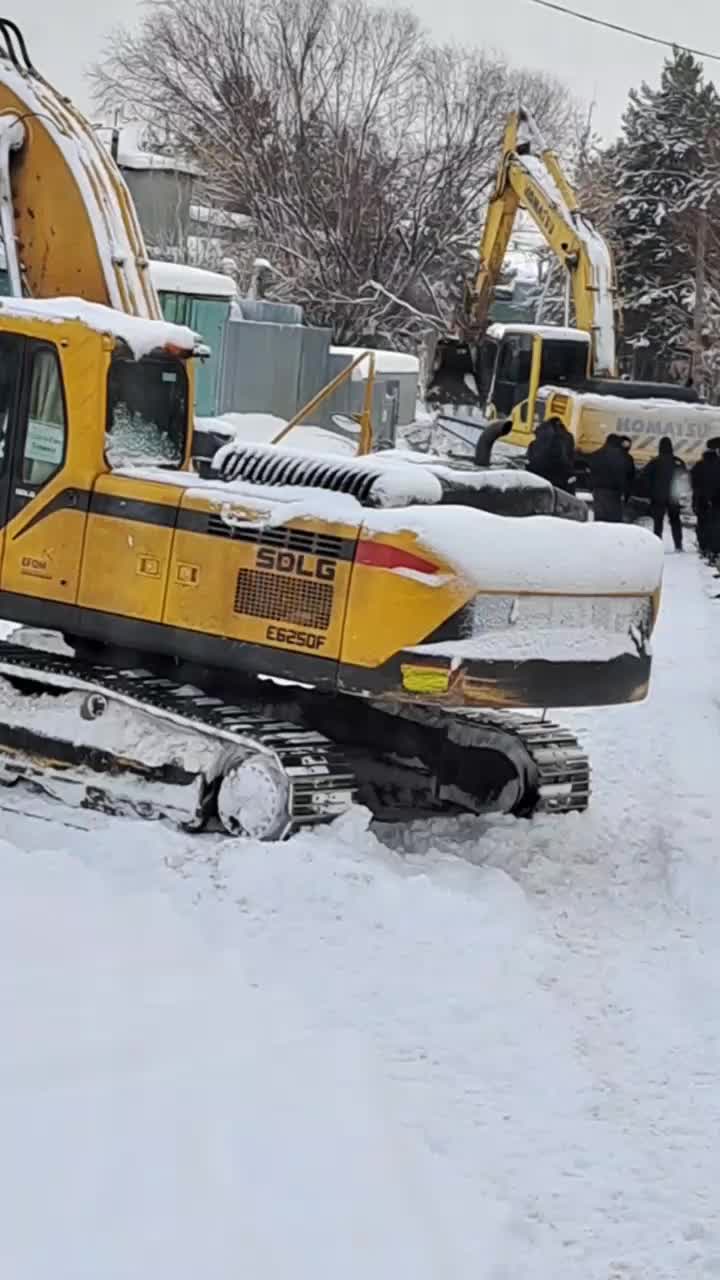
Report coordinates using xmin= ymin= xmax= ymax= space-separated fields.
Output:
xmin=0 ymin=22 xmax=663 ymax=838
xmin=428 ymin=108 xmax=720 ymax=467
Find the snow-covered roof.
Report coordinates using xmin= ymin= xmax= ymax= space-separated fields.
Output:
xmin=150 ymin=260 xmax=237 ymax=300
xmin=119 ymin=148 xmax=201 ymax=177
xmin=189 ymin=204 xmax=252 ymax=231
xmin=0 ymin=298 xmax=201 ymax=360
xmin=331 ymin=347 xmax=420 ymax=379
xmin=486 ymin=322 xmax=590 ymax=344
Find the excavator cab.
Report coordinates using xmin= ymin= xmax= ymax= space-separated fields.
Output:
xmin=428 ymin=324 xmax=591 ymax=431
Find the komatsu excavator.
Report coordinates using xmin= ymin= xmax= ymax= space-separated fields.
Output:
xmin=0 ymin=20 xmax=663 ymax=838
xmin=428 ymin=108 xmax=720 ymax=467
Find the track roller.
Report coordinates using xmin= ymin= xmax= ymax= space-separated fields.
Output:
xmin=216 ymin=754 xmax=292 ymax=840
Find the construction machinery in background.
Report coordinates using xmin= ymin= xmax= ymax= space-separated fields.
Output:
xmin=427 ymin=108 xmax=720 ymax=467
xmin=0 ymin=21 xmax=663 ymax=837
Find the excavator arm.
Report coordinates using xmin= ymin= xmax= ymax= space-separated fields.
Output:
xmin=467 ymin=108 xmax=616 ymax=377
xmin=0 ymin=18 xmax=160 ymax=318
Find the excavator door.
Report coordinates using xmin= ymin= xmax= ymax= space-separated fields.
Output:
xmin=0 ymin=334 xmax=86 ymax=607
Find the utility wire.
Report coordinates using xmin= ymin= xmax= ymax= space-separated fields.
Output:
xmin=528 ymin=0 xmax=720 ymax=65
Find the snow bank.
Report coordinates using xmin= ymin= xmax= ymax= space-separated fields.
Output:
xmin=365 ymin=506 xmax=663 ymax=594
xmin=0 ymin=837 xmax=465 ymax=1279
xmin=0 ymin=297 xmax=200 ymax=360
xmin=3 ymin=551 xmax=720 ymax=1279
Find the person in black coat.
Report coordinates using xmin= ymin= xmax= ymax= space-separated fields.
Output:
xmin=694 ymin=439 xmax=720 ymax=559
xmin=588 ymin=433 xmax=628 ymax=522
xmin=526 ymin=416 xmax=575 ymax=492
xmin=618 ymin=435 xmax=636 ymax=501
xmin=691 ymin=447 xmax=714 ymax=555
xmin=642 ymin=436 xmax=685 ymax=550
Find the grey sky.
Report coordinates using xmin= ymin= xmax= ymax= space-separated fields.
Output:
xmin=3 ymin=0 xmax=717 ymax=137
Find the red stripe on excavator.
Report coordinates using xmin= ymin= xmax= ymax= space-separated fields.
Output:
xmin=355 ymin=540 xmax=439 ymax=575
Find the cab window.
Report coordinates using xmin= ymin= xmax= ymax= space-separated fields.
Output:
xmin=22 ymin=346 xmax=67 ymax=486
xmin=106 ymin=352 xmax=188 ymax=469
xmin=539 ymin=339 xmax=589 ymax=386
xmin=493 ymin=334 xmax=533 ymax=415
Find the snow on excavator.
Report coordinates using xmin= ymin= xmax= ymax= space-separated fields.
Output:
xmin=427 ymin=107 xmax=720 ymax=467
xmin=0 ymin=20 xmax=663 ymax=837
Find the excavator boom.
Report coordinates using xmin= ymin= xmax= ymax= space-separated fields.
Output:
xmin=0 ymin=18 xmax=159 ymax=317
xmin=429 ymin=106 xmax=616 ymax=409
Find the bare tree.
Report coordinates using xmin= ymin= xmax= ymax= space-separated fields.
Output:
xmin=92 ymin=0 xmax=578 ymax=345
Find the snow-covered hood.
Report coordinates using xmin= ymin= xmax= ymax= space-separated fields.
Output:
xmin=115 ymin=464 xmax=663 ymax=601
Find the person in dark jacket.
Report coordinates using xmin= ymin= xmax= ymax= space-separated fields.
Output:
xmin=526 ymin=416 xmax=575 ymax=491
xmin=691 ymin=446 xmax=715 ymax=555
xmin=695 ymin=440 xmax=720 ymax=560
xmin=588 ymin=433 xmax=628 ymax=522
xmin=618 ymin=435 xmax=636 ymax=502
xmin=643 ymin=436 xmax=685 ymax=550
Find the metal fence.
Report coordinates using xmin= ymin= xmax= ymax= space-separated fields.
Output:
xmin=217 ymin=311 xmax=418 ymax=443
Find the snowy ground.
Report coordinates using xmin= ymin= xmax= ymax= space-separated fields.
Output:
xmin=2 ymin=546 xmax=720 ymax=1278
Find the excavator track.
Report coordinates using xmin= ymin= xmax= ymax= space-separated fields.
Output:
xmin=0 ymin=639 xmax=590 ymax=836
xmin=317 ymin=700 xmax=590 ymax=821
xmin=0 ymin=642 xmax=356 ymax=838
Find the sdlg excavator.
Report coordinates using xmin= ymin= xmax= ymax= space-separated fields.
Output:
xmin=0 ymin=22 xmax=663 ymax=838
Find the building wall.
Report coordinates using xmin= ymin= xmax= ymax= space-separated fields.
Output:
xmin=120 ymin=168 xmax=194 ymax=256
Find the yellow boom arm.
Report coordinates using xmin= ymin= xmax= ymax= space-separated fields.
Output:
xmin=0 ymin=18 xmax=160 ymax=318
xmin=469 ymin=108 xmax=617 ymax=376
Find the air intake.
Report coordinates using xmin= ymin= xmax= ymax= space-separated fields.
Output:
xmin=212 ymin=442 xmax=442 ymax=509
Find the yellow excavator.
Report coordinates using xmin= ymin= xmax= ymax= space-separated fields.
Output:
xmin=428 ymin=108 xmax=720 ymax=466
xmin=0 ymin=21 xmax=662 ymax=837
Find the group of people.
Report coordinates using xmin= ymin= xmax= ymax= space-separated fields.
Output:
xmin=525 ymin=415 xmax=720 ymax=554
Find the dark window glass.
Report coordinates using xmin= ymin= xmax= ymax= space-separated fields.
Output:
xmin=106 ymin=354 xmax=188 ymax=468
xmin=538 ymin=339 xmax=589 ymax=386
xmin=0 ymin=332 xmax=22 ymax=473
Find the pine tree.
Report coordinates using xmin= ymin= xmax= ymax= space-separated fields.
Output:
xmin=608 ymin=49 xmax=720 ymax=383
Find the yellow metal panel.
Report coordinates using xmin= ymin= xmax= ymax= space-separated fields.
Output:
xmin=164 ymin=492 xmax=358 ymax=660
xmin=339 ymin=532 xmax=471 ymax=669
xmin=2 ymin=505 xmax=86 ymax=603
xmin=78 ymin=475 xmax=181 ymax=622
xmin=0 ymin=325 xmax=107 ymax=603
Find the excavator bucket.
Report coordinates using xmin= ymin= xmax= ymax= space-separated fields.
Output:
xmin=425 ymin=337 xmax=481 ymax=408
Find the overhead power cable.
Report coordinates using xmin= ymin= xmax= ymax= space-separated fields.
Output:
xmin=527 ymin=0 xmax=720 ymax=65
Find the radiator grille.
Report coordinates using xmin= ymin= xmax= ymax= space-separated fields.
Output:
xmin=207 ymin=515 xmax=345 ymax=560
xmin=234 ymin=568 xmax=333 ymax=630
